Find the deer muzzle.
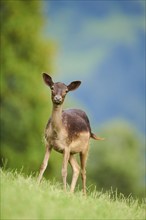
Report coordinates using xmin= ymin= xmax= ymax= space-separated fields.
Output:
xmin=53 ymin=95 xmax=63 ymax=104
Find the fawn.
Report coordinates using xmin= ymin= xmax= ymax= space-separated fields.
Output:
xmin=38 ymin=73 xmax=104 ymax=195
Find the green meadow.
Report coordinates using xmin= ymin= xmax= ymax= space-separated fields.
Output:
xmin=1 ymin=169 xmax=145 ymax=220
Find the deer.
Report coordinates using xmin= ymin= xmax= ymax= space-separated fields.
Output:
xmin=38 ymin=73 xmax=104 ymax=195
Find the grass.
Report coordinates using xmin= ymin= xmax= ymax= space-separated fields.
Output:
xmin=0 ymin=169 xmax=145 ymax=220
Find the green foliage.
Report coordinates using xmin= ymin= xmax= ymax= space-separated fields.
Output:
xmin=0 ymin=1 xmax=54 ymax=173
xmin=88 ymin=120 xmax=145 ymax=198
xmin=1 ymin=169 xmax=145 ymax=220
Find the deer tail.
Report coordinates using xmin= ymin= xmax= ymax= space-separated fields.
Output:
xmin=91 ymin=133 xmax=105 ymax=141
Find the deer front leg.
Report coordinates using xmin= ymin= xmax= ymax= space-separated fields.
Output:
xmin=62 ymin=148 xmax=70 ymax=191
xmin=69 ymin=155 xmax=80 ymax=193
xmin=37 ymin=145 xmax=52 ymax=184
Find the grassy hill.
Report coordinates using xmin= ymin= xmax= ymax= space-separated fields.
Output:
xmin=0 ymin=169 xmax=145 ymax=220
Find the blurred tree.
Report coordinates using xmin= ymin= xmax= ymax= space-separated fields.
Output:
xmin=0 ymin=1 xmax=55 ymax=173
xmin=88 ymin=120 xmax=145 ymax=198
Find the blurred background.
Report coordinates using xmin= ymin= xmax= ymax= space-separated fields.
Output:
xmin=0 ymin=0 xmax=145 ymax=198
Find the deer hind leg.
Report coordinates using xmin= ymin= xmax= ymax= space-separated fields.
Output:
xmin=69 ymin=155 xmax=80 ymax=193
xmin=37 ymin=145 xmax=51 ymax=184
xmin=80 ymin=150 xmax=88 ymax=196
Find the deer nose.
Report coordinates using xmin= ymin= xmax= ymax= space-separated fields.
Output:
xmin=54 ymin=95 xmax=62 ymax=103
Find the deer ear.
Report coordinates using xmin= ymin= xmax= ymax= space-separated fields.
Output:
xmin=42 ymin=73 xmax=54 ymax=87
xmin=67 ymin=81 xmax=81 ymax=91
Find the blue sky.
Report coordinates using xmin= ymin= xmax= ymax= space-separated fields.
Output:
xmin=44 ymin=0 xmax=145 ymax=133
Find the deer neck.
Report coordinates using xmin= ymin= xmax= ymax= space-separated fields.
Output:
xmin=51 ymin=104 xmax=63 ymax=131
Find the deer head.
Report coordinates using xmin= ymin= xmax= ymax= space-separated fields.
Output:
xmin=42 ymin=73 xmax=81 ymax=105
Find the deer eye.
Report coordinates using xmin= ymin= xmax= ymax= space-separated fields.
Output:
xmin=62 ymin=89 xmax=68 ymax=96
xmin=51 ymin=86 xmax=54 ymax=90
